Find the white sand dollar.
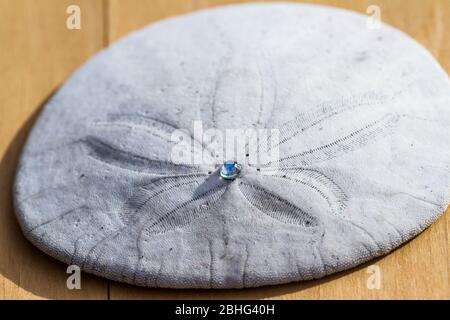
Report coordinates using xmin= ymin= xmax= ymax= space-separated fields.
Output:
xmin=14 ymin=3 xmax=450 ymax=288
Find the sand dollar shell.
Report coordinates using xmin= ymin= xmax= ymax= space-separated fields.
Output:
xmin=14 ymin=3 xmax=450 ymax=288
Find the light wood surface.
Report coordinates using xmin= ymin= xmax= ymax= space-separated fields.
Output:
xmin=0 ymin=0 xmax=449 ymax=300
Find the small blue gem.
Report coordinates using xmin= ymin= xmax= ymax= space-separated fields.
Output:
xmin=220 ymin=160 xmax=240 ymax=180
xmin=223 ymin=160 xmax=236 ymax=173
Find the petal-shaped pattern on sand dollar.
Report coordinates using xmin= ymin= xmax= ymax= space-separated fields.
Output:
xmin=237 ymin=180 xmax=319 ymax=228
xmin=13 ymin=3 xmax=450 ymax=288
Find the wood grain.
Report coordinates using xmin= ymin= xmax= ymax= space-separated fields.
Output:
xmin=0 ymin=0 xmax=108 ymax=299
xmin=0 ymin=0 xmax=449 ymax=299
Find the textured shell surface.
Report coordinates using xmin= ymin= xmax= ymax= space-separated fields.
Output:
xmin=14 ymin=3 xmax=450 ymax=288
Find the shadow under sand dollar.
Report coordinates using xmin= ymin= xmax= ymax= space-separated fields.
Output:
xmin=0 ymin=92 xmax=108 ymax=299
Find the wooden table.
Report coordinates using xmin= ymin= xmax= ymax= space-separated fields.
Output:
xmin=0 ymin=0 xmax=449 ymax=300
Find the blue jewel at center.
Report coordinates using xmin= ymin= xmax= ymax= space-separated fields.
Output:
xmin=220 ymin=160 xmax=241 ymax=180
